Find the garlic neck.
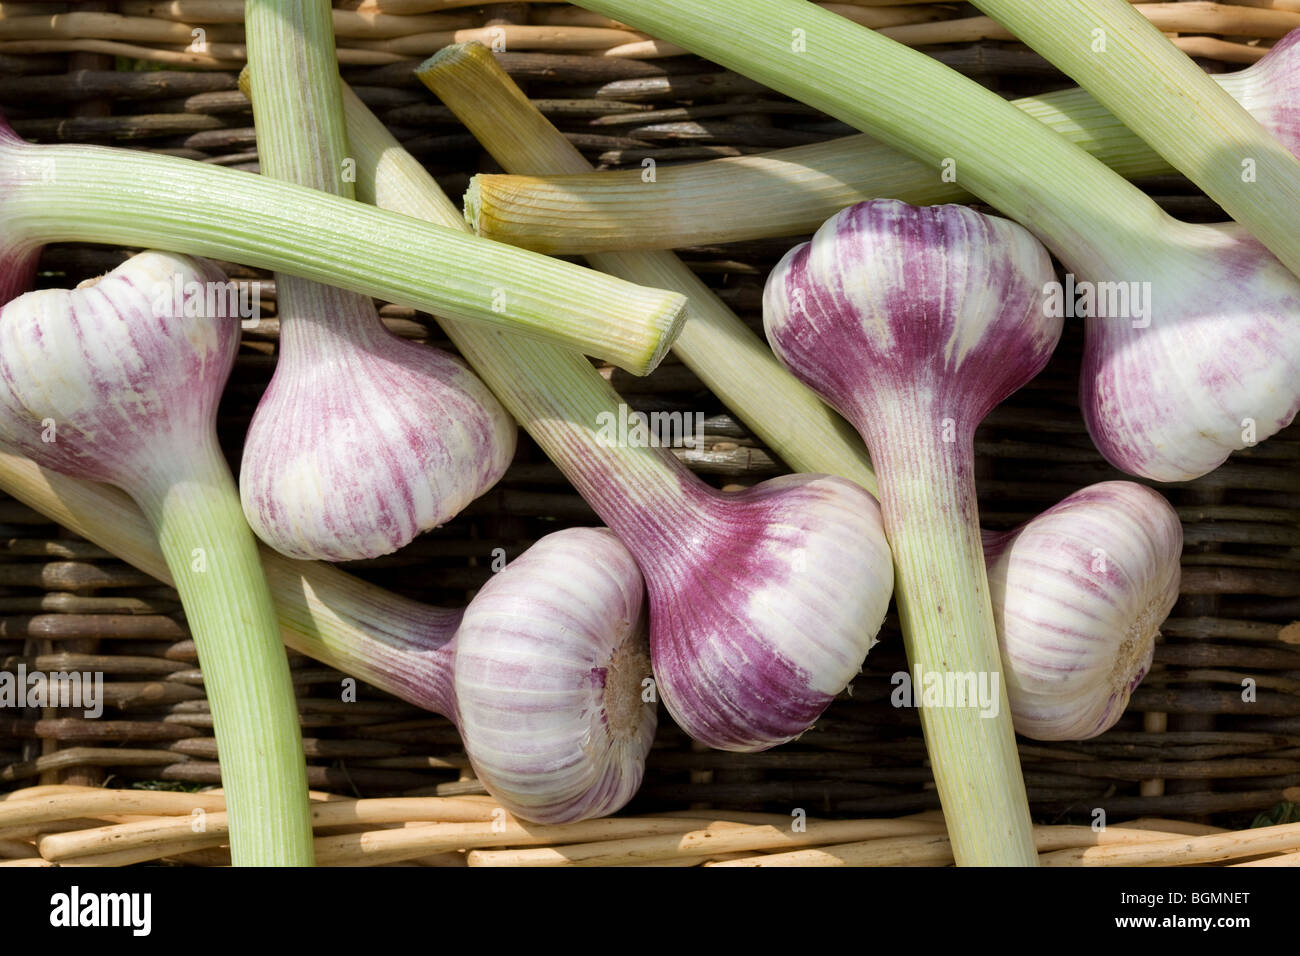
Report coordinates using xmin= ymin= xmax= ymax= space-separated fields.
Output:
xmin=275 ymin=277 xmax=391 ymax=361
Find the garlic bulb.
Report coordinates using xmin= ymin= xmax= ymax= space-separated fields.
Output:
xmin=240 ymin=283 xmax=517 ymax=561
xmin=1231 ymin=28 xmax=1300 ymax=154
xmin=637 ymin=472 xmax=895 ymax=752
xmin=261 ymin=525 xmax=655 ymax=823
xmin=1079 ymin=221 xmax=1300 ymax=482
xmin=983 ymin=481 xmax=1182 ymax=741
xmin=454 ymin=527 xmax=655 ymax=822
xmin=238 ymin=11 xmax=518 ymax=564
xmin=0 ymin=251 xmax=238 ymax=486
xmin=764 ymin=198 xmax=1058 ymax=865
xmin=0 ymin=251 xmax=316 ymax=863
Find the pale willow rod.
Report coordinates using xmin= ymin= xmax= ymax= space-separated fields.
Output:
xmin=2 ymin=787 xmax=1251 ymax=869
xmin=0 ymin=28 xmax=668 ymax=68
xmin=1233 ymin=851 xmax=1300 ymax=866
xmin=38 ymin=819 xmax=1271 ymax=868
xmin=50 ymin=816 xmax=721 ymax=867
xmin=465 ymin=817 xmax=949 ymax=866
xmin=1039 ymin=820 xmax=1300 ymax=866
xmin=416 ymin=40 xmax=877 ymax=492
xmin=704 ymin=825 xmax=1204 ymax=867
xmin=107 ymin=0 xmax=949 ymax=32
xmin=0 ymin=3 xmax=1284 ymax=65
xmin=37 ymin=798 xmax=509 ymax=862
xmin=116 ymin=0 xmax=946 ymax=19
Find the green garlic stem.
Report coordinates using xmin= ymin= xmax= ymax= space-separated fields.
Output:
xmin=0 ymin=134 xmax=684 ymax=375
xmin=137 ymin=438 xmax=314 ymax=866
xmin=562 ymin=0 xmax=1178 ymax=278
xmin=464 ymin=68 xmax=1255 ymax=254
xmin=871 ymin=420 xmax=1035 ymax=866
xmin=243 ymin=0 xmax=381 ymax=341
xmin=972 ymin=0 xmax=1300 ymax=280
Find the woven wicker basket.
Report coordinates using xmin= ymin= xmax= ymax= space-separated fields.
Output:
xmin=0 ymin=0 xmax=1298 ymax=866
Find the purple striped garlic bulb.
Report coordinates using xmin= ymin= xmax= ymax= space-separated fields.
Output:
xmin=764 ymin=198 xmax=1059 ymax=865
xmin=1231 ymin=27 xmax=1300 ymax=154
xmin=632 ymin=472 xmax=895 ymax=752
xmin=0 ymin=251 xmax=238 ymax=486
xmin=982 ymin=482 xmax=1182 ymax=741
xmin=326 ymin=526 xmax=655 ymax=823
xmin=1079 ymin=221 xmax=1300 ymax=482
xmin=240 ymin=284 xmax=516 ymax=561
xmin=453 ymin=527 xmax=655 ymax=822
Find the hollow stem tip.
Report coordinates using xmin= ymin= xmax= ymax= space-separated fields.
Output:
xmin=0 ymin=112 xmax=685 ymax=375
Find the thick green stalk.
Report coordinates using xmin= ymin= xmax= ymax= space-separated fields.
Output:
xmin=137 ymin=438 xmax=314 ymax=866
xmin=871 ymin=418 xmax=1033 ymax=865
xmin=972 ymin=0 xmax=1300 ymax=280
xmin=419 ymin=42 xmax=876 ymax=495
xmin=0 ymin=134 xmax=684 ymax=375
xmin=464 ymin=69 xmax=1257 ymax=254
xmin=562 ymin=0 xmax=1179 ymax=278
xmin=243 ymin=0 xmax=379 ymax=349
xmin=245 ymin=0 xmax=352 ymax=198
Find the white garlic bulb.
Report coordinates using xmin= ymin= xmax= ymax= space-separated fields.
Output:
xmin=983 ymin=481 xmax=1182 ymax=740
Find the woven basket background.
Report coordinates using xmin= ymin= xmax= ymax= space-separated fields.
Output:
xmin=0 ymin=0 xmax=1298 ymax=830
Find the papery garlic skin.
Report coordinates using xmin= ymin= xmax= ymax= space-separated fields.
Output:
xmin=983 ymin=481 xmax=1182 ymax=741
xmin=764 ymin=199 xmax=1060 ymax=427
xmin=240 ymin=283 xmax=517 ymax=561
xmin=1080 ymin=222 xmax=1300 ymax=482
xmin=452 ymin=527 xmax=656 ymax=823
xmin=0 ymin=251 xmax=236 ymax=482
xmin=0 ymin=246 xmax=38 ymax=307
xmin=644 ymin=473 xmax=893 ymax=752
xmin=1229 ymin=28 xmax=1300 ymax=154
